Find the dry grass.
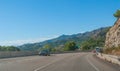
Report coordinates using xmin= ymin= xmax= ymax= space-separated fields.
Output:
xmin=104 ymin=47 xmax=120 ymax=55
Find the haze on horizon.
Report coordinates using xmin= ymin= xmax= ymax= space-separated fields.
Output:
xmin=0 ymin=0 xmax=120 ymax=46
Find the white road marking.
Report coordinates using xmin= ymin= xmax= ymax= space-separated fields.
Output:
xmin=34 ymin=54 xmax=77 ymax=71
xmin=86 ymin=55 xmax=100 ymax=71
xmin=34 ymin=58 xmax=64 ymax=71
xmin=34 ymin=61 xmax=55 ymax=71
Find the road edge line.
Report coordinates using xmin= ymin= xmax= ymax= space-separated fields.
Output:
xmin=86 ymin=54 xmax=100 ymax=71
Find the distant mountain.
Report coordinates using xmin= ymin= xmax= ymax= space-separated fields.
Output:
xmin=18 ymin=27 xmax=110 ymax=51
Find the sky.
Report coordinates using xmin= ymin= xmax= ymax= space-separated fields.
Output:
xmin=0 ymin=0 xmax=120 ymax=46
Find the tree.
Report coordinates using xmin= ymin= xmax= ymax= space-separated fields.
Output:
xmin=114 ymin=10 xmax=120 ymax=18
xmin=64 ymin=41 xmax=78 ymax=51
xmin=39 ymin=44 xmax=53 ymax=52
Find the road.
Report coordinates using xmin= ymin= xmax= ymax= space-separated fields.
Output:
xmin=0 ymin=52 xmax=119 ymax=71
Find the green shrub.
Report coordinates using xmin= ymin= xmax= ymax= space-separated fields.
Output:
xmin=114 ymin=10 xmax=120 ymax=18
xmin=64 ymin=41 xmax=78 ymax=51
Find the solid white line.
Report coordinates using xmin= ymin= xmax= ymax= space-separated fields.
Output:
xmin=34 ymin=56 xmax=67 ymax=71
xmin=34 ymin=61 xmax=54 ymax=71
xmin=86 ymin=55 xmax=100 ymax=71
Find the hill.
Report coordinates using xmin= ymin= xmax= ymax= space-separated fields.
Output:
xmin=104 ymin=12 xmax=120 ymax=55
xmin=18 ymin=27 xmax=110 ymax=51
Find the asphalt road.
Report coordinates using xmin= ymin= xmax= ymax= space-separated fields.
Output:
xmin=0 ymin=52 xmax=119 ymax=71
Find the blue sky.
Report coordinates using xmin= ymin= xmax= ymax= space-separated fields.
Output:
xmin=0 ymin=0 xmax=120 ymax=45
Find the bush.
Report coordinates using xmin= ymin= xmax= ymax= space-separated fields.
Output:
xmin=114 ymin=10 xmax=120 ymax=18
xmin=64 ymin=41 xmax=78 ymax=51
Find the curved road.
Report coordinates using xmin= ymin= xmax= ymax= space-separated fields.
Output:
xmin=0 ymin=52 xmax=119 ymax=71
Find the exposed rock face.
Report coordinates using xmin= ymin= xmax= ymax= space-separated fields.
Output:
xmin=105 ymin=18 xmax=120 ymax=48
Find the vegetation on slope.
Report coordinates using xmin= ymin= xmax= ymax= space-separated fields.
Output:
xmin=0 ymin=46 xmax=20 ymax=51
xmin=81 ymin=27 xmax=110 ymax=50
xmin=104 ymin=47 xmax=120 ymax=55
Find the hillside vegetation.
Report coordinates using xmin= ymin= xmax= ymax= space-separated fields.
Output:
xmin=0 ymin=46 xmax=20 ymax=51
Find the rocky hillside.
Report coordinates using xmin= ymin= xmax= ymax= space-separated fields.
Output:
xmin=105 ymin=18 xmax=120 ymax=48
xmin=19 ymin=27 xmax=110 ymax=51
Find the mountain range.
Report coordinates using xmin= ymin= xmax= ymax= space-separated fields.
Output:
xmin=18 ymin=27 xmax=110 ymax=51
